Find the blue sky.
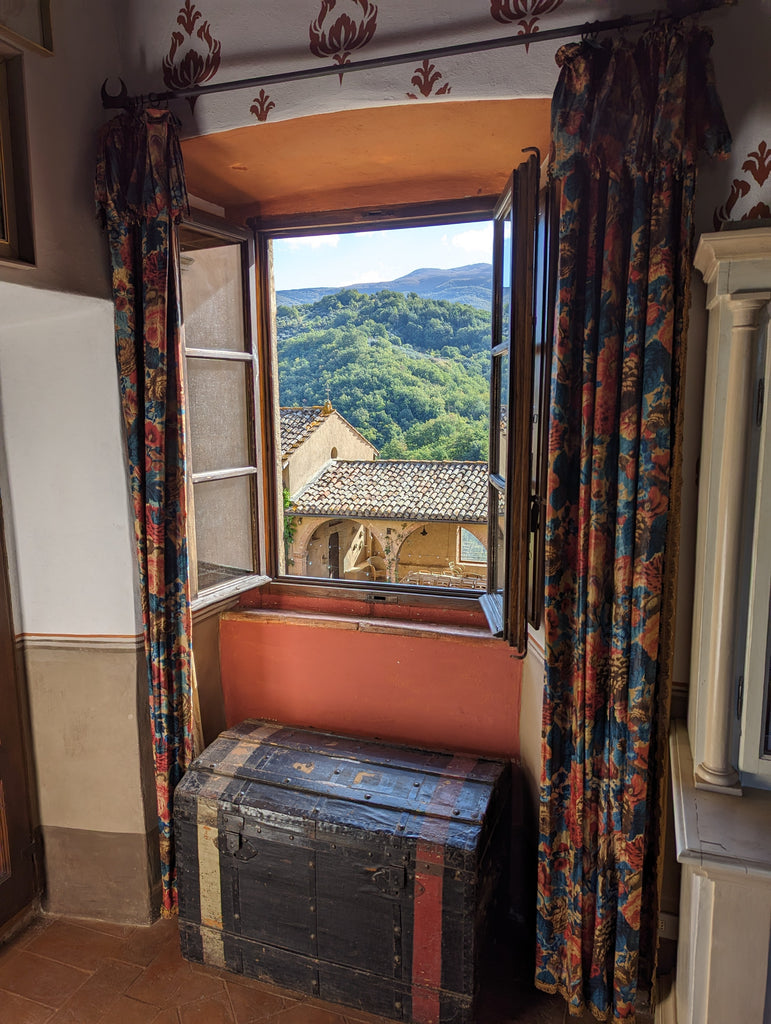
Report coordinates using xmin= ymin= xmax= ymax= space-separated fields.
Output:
xmin=272 ymin=220 xmax=494 ymax=291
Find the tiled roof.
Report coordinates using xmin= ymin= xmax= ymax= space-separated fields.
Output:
xmin=289 ymin=460 xmax=487 ymax=522
xmin=279 ymin=406 xmax=328 ymax=458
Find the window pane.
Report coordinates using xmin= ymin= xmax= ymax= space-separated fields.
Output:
xmin=496 ymin=349 xmax=510 ymax=477
xmin=488 ymin=486 xmax=507 ymax=596
xmin=496 ymin=498 xmax=507 ymax=596
xmin=188 ymin=358 xmax=251 ymax=473
xmin=193 ymin=476 xmax=255 ymax=590
xmin=180 ymin=240 xmax=247 ymax=352
xmin=459 ymin=527 xmax=487 ymax=563
xmin=272 ymin=221 xmax=492 ymax=592
xmin=499 ymin=214 xmax=512 ymax=346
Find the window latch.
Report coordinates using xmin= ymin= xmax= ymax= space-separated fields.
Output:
xmin=528 ymin=494 xmax=540 ymax=534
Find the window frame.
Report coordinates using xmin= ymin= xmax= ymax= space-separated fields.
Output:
xmin=0 ymin=51 xmax=33 ymax=266
xmin=254 ymin=196 xmax=501 ymax=608
xmin=480 ymin=152 xmax=542 ymax=651
xmin=0 ymin=59 xmax=18 ymax=261
xmin=182 ymin=189 xmax=550 ymax=627
xmin=179 ymin=211 xmax=270 ymax=610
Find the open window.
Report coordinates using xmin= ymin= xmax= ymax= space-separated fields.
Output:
xmin=179 ymin=160 xmax=554 ymax=646
xmin=178 ymin=216 xmax=268 ymax=604
xmin=480 ymin=151 xmax=553 ymax=650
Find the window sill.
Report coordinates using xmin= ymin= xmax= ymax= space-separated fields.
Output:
xmin=192 ymin=573 xmax=271 ymax=614
xmin=236 ymin=579 xmax=494 ymax=634
xmin=670 ymin=718 xmax=771 ymax=879
xmin=222 ymin=606 xmax=501 ymax=645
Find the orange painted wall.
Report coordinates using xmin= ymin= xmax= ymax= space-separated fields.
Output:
xmin=181 ymin=99 xmax=551 ymax=221
xmin=219 ymin=597 xmax=523 ymax=759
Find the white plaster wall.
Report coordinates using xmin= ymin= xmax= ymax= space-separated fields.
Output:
xmin=0 ymin=283 xmax=140 ymax=636
xmin=0 ymin=0 xmax=140 ymax=636
xmin=695 ymin=0 xmax=771 ymax=237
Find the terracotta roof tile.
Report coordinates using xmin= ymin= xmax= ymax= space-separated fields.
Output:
xmin=289 ymin=460 xmax=487 ymax=522
xmin=280 ymin=406 xmax=327 ymax=457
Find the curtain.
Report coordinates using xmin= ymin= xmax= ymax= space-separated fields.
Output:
xmin=95 ymin=109 xmax=193 ymax=915
xmin=536 ymin=25 xmax=729 ymax=1021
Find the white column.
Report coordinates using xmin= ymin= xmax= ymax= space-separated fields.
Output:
xmin=694 ymin=292 xmax=770 ymax=792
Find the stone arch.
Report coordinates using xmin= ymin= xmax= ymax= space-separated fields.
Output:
xmin=289 ymin=517 xmax=387 ymax=581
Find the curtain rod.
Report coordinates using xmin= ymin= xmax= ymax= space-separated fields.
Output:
xmin=101 ymin=0 xmax=735 ymax=110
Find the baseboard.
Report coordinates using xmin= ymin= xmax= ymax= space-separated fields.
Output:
xmin=0 ymin=900 xmax=39 ymax=946
xmin=42 ymin=824 xmax=161 ymax=925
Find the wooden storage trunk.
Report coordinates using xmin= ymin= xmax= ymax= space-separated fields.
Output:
xmin=175 ymin=720 xmax=510 ymax=1024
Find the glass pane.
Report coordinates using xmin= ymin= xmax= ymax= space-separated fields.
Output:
xmin=459 ymin=528 xmax=487 ymax=564
xmin=188 ymin=358 xmax=250 ymax=473
xmin=180 ymin=241 xmax=247 ymax=352
xmin=193 ymin=476 xmax=255 ymax=590
xmin=490 ymin=486 xmax=506 ymax=596
xmin=499 ymin=213 xmax=512 ymax=346
xmin=496 ymin=349 xmax=510 ymax=478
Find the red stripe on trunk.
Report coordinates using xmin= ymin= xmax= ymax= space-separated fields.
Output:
xmin=410 ymin=756 xmax=477 ymax=1024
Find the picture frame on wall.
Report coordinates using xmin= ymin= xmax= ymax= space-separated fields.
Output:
xmin=0 ymin=0 xmax=53 ymax=57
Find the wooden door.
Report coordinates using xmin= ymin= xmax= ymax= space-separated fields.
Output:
xmin=0 ymin=491 xmax=38 ymax=930
xmin=328 ymin=531 xmax=340 ymax=579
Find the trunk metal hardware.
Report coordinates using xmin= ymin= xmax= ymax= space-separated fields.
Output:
xmin=372 ymin=864 xmax=407 ymax=894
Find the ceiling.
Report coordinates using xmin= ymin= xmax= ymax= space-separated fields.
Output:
xmin=181 ymin=98 xmax=552 ymax=224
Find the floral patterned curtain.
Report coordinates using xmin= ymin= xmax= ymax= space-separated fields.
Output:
xmin=536 ymin=24 xmax=730 ymax=1021
xmin=95 ymin=109 xmax=193 ymax=915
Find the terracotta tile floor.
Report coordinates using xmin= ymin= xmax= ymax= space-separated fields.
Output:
xmin=0 ymin=914 xmax=645 ymax=1023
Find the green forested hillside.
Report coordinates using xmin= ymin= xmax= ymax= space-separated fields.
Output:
xmin=276 ymin=289 xmax=491 ymax=460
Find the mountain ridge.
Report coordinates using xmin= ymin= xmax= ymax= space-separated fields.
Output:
xmin=276 ymin=262 xmax=492 ymax=310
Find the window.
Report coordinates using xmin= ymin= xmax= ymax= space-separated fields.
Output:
xmin=178 ymin=216 xmax=267 ymax=603
xmin=180 ymin=161 xmax=553 ymax=648
xmin=0 ymin=52 xmax=32 ymax=264
xmin=459 ymin=527 xmax=487 ymax=565
xmin=480 ymin=152 xmax=552 ymax=649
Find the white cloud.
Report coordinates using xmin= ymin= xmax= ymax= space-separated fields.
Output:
xmin=443 ymin=225 xmax=494 ymax=255
xmin=284 ymin=234 xmax=341 ymax=250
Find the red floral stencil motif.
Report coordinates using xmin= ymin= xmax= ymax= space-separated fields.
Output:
xmin=250 ymin=89 xmax=276 ymax=123
xmin=309 ymin=0 xmax=378 ymax=84
xmin=407 ymin=59 xmax=452 ymax=100
xmin=490 ymin=0 xmax=564 ymax=51
xmin=714 ymin=140 xmax=771 ymax=229
xmin=162 ymin=0 xmax=222 ymax=110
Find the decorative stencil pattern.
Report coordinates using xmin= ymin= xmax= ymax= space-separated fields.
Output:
xmin=490 ymin=0 xmax=565 ymax=51
xmin=714 ymin=140 xmax=771 ymax=229
xmin=162 ymin=0 xmax=222 ymax=106
xmin=407 ymin=59 xmax=452 ymax=99
xmin=309 ymin=0 xmax=378 ymax=83
xmin=250 ymin=89 xmax=276 ymax=122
